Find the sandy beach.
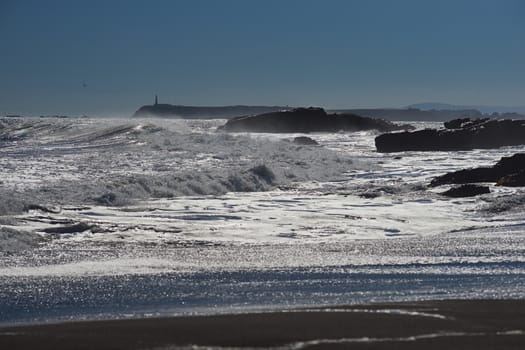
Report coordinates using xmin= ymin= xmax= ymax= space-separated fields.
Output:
xmin=0 ymin=299 xmax=523 ymax=349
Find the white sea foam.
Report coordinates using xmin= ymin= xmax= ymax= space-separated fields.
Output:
xmin=0 ymin=227 xmax=43 ymax=252
xmin=0 ymin=117 xmax=360 ymax=216
xmin=2 ymin=117 xmax=525 ymax=249
xmin=1 ymin=118 xmax=525 ymax=324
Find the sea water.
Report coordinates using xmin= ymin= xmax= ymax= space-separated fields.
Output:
xmin=0 ymin=117 xmax=524 ymax=324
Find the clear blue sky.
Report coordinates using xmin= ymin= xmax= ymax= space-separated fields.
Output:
xmin=1 ymin=0 xmax=524 ymax=116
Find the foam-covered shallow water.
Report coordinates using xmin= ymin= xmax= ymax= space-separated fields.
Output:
xmin=1 ymin=117 xmax=524 ymax=324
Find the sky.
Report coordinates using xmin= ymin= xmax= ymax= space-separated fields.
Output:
xmin=0 ymin=0 xmax=524 ymax=116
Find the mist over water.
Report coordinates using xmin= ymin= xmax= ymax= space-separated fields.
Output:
xmin=0 ymin=117 xmax=524 ymax=324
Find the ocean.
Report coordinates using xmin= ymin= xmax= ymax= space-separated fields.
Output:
xmin=0 ymin=117 xmax=524 ymax=325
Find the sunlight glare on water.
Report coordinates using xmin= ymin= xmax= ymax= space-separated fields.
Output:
xmin=0 ymin=117 xmax=524 ymax=324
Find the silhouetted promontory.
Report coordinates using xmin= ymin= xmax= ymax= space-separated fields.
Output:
xmin=132 ymin=104 xmax=292 ymax=119
xmin=216 ymin=107 xmax=414 ymax=133
xmin=375 ymin=118 xmax=525 ymax=152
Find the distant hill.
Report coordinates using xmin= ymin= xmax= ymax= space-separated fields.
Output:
xmin=329 ymin=108 xmax=482 ymax=122
xmin=132 ymin=104 xmax=291 ymax=119
xmin=407 ymin=102 xmax=525 ymax=115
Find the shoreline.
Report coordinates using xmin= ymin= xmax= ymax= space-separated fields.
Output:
xmin=1 ymin=299 xmax=524 ymax=349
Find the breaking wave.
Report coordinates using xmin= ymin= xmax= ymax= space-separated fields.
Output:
xmin=0 ymin=117 xmax=364 ymax=215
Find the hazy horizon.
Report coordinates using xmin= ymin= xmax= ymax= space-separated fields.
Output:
xmin=1 ymin=0 xmax=524 ymax=116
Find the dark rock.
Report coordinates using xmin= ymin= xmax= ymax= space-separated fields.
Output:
xmin=42 ymin=222 xmax=98 ymax=234
xmin=443 ymin=118 xmax=471 ymax=129
xmin=376 ymin=128 xmax=473 ymax=152
xmin=430 ymin=167 xmax=495 ymax=187
xmin=443 ymin=117 xmax=489 ymax=129
xmin=217 ymin=107 xmax=414 ymax=133
xmin=496 ymin=169 xmax=525 ymax=187
xmin=431 ymin=153 xmax=525 ymax=187
xmin=441 ymin=184 xmax=490 ymax=198
xmin=293 ymin=136 xmax=319 ymax=145
xmin=375 ymin=118 xmax=525 ymax=152
xmin=359 ymin=192 xmax=381 ymax=199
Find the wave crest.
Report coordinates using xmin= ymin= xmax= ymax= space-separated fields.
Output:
xmin=0 ymin=118 xmax=365 ymax=215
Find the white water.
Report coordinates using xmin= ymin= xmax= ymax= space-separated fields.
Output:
xmin=0 ymin=117 xmax=524 ymax=324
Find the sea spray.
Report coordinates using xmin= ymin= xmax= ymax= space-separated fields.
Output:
xmin=0 ymin=117 xmax=363 ymax=214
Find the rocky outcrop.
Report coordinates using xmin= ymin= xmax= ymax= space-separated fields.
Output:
xmin=443 ymin=118 xmax=489 ymax=130
xmin=431 ymin=153 xmax=525 ymax=187
xmin=293 ymin=136 xmax=319 ymax=145
xmin=41 ymin=222 xmax=100 ymax=234
xmin=375 ymin=118 xmax=525 ymax=152
xmin=441 ymin=184 xmax=490 ymax=198
xmin=217 ymin=107 xmax=414 ymax=133
xmin=496 ymin=170 xmax=525 ymax=187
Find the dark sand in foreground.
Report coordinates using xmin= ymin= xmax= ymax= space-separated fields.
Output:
xmin=1 ymin=300 xmax=524 ymax=349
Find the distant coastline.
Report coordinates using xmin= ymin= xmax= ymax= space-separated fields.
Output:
xmin=132 ymin=103 xmax=495 ymax=121
xmin=132 ymin=104 xmax=292 ymax=119
xmin=4 ymin=102 xmax=525 ymax=121
xmin=407 ymin=102 xmax=525 ymax=115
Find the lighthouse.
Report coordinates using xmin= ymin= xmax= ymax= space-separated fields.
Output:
xmin=154 ymin=94 xmax=158 ymax=105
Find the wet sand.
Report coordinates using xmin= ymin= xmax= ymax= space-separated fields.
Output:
xmin=0 ymin=300 xmax=523 ymax=349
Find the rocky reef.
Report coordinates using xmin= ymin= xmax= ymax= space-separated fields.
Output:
xmin=431 ymin=153 xmax=525 ymax=188
xmin=375 ymin=118 xmax=525 ymax=152
xmin=440 ymin=184 xmax=490 ymax=198
xmin=292 ymin=136 xmax=319 ymax=146
xmin=217 ymin=107 xmax=414 ymax=133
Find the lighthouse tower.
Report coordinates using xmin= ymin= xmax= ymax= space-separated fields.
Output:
xmin=154 ymin=94 xmax=158 ymax=105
